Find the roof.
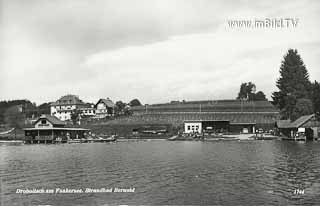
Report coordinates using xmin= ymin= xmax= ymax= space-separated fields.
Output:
xmin=291 ymin=114 xmax=315 ymax=128
xmin=277 ymin=114 xmax=315 ymax=128
xmin=229 ymin=122 xmax=256 ymax=125
xmin=131 ymin=100 xmax=279 ymax=113
xmin=184 ymin=120 xmax=255 ymax=124
xmin=276 ymin=120 xmax=292 ymax=128
xmin=24 ymin=127 xmax=90 ymax=131
xmin=96 ymin=98 xmax=115 ymax=108
xmin=51 ymin=95 xmax=85 ymax=106
xmin=34 ymin=114 xmax=66 ymax=126
xmin=184 ymin=120 xmax=230 ymax=123
xmin=110 ymin=112 xmax=279 ymax=125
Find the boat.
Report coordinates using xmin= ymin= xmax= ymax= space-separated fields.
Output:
xmin=0 ymin=140 xmax=24 ymax=145
xmin=104 ymin=135 xmax=117 ymax=142
xmin=68 ymin=139 xmax=82 ymax=144
xmin=281 ymin=137 xmax=306 ymax=141
xmin=254 ymin=135 xmax=279 ymax=140
xmin=167 ymin=135 xmax=178 ymax=141
xmin=0 ymin=128 xmax=15 ymax=135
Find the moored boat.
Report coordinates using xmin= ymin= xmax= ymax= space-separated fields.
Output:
xmin=0 ymin=140 xmax=24 ymax=145
xmin=68 ymin=139 xmax=82 ymax=144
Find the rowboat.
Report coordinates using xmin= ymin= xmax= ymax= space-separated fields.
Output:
xmin=0 ymin=140 xmax=24 ymax=145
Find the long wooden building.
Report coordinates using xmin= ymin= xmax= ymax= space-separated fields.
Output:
xmin=129 ymin=100 xmax=280 ymax=134
xmin=23 ymin=114 xmax=89 ymax=144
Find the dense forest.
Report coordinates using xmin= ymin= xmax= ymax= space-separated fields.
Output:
xmin=0 ymin=100 xmax=50 ymax=124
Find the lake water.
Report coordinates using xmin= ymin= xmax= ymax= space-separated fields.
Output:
xmin=1 ymin=140 xmax=320 ymax=205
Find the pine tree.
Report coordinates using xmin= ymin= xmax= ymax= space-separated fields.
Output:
xmin=272 ymin=49 xmax=312 ymax=120
xmin=312 ymin=81 xmax=320 ymax=119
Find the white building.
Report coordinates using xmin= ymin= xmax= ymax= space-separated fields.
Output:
xmin=184 ymin=121 xmax=202 ymax=134
xmin=95 ymin=98 xmax=115 ymax=118
xmin=79 ymin=104 xmax=96 ymax=117
xmin=50 ymin=95 xmax=86 ymax=121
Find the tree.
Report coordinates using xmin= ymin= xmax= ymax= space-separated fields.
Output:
xmin=291 ymin=98 xmax=313 ymax=121
xmin=115 ymin=101 xmax=126 ymax=115
xmin=38 ymin=102 xmax=51 ymax=115
xmin=272 ymin=49 xmax=312 ymax=120
xmin=129 ymin=99 xmax=142 ymax=107
xmin=236 ymin=82 xmax=267 ymax=101
xmin=311 ymin=81 xmax=320 ymax=119
xmin=237 ymin=82 xmax=256 ymax=100
xmin=253 ymin=91 xmax=267 ymax=101
xmin=0 ymin=99 xmax=33 ymax=123
xmin=123 ymin=107 xmax=133 ymax=116
xmin=4 ymin=105 xmax=25 ymax=139
xmin=70 ymin=109 xmax=81 ymax=125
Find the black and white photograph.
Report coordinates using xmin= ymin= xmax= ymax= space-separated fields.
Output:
xmin=1 ymin=0 xmax=320 ymax=205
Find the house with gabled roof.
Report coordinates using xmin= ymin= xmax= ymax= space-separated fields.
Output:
xmin=94 ymin=98 xmax=116 ymax=118
xmin=50 ymin=94 xmax=87 ymax=121
xmin=34 ymin=114 xmax=66 ymax=128
xmin=23 ymin=114 xmax=90 ymax=144
xmin=276 ymin=114 xmax=320 ymax=140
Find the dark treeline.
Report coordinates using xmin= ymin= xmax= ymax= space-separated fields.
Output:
xmin=0 ymin=100 xmax=50 ymax=124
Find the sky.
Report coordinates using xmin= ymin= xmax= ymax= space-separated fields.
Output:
xmin=1 ymin=0 xmax=320 ymax=105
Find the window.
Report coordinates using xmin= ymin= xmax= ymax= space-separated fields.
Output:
xmin=187 ymin=126 xmax=191 ymax=130
xmin=41 ymin=119 xmax=46 ymax=124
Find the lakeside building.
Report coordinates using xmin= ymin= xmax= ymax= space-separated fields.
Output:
xmin=276 ymin=114 xmax=320 ymax=140
xmin=94 ymin=98 xmax=115 ymax=119
xmin=50 ymin=94 xmax=87 ymax=121
xmin=23 ymin=114 xmax=89 ymax=144
xmin=184 ymin=120 xmax=256 ymax=134
xmin=130 ymin=100 xmax=280 ymax=134
xmin=51 ymin=95 xmax=117 ymax=121
xmin=79 ymin=103 xmax=96 ymax=117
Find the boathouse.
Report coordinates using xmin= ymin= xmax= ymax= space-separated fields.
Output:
xmin=184 ymin=120 xmax=256 ymax=134
xmin=23 ymin=114 xmax=90 ymax=144
xmin=276 ymin=114 xmax=320 ymax=140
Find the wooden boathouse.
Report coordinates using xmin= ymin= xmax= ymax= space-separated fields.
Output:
xmin=23 ymin=114 xmax=90 ymax=144
xmin=276 ymin=114 xmax=320 ymax=141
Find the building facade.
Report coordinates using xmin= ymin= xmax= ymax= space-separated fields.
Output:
xmin=79 ymin=104 xmax=96 ymax=117
xmin=130 ymin=100 xmax=280 ymax=132
xmin=95 ymin=98 xmax=115 ymax=119
xmin=184 ymin=120 xmax=256 ymax=134
xmin=24 ymin=114 xmax=89 ymax=144
xmin=276 ymin=114 xmax=320 ymax=140
xmin=50 ymin=94 xmax=87 ymax=121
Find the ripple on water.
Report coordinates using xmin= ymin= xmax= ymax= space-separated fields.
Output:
xmin=1 ymin=141 xmax=320 ymax=205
